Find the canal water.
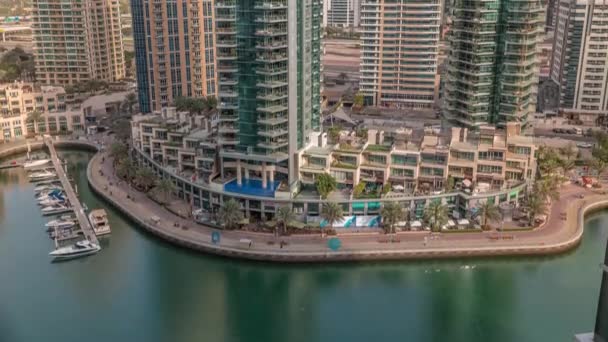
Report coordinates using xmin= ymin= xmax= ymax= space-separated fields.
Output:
xmin=0 ymin=150 xmax=607 ymax=342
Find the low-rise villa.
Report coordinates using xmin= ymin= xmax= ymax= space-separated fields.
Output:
xmin=132 ymin=108 xmax=538 ymax=227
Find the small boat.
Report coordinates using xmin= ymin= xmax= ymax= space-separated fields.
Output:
xmin=39 ymin=198 xmax=66 ymax=207
xmin=29 ymin=170 xmax=57 ymax=182
xmin=36 ymin=190 xmax=66 ymax=202
xmin=35 ymin=179 xmax=62 ymax=186
xmin=23 ymin=159 xmax=51 ymax=170
xmin=41 ymin=204 xmax=73 ymax=216
xmin=89 ymin=209 xmax=111 ymax=236
xmin=49 ymin=240 xmax=100 ymax=260
xmin=34 ymin=184 xmax=63 ymax=193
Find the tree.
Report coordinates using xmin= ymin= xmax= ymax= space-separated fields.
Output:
xmin=153 ymin=178 xmax=175 ymax=204
xmin=321 ymin=202 xmax=344 ymax=237
xmin=218 ymin=199 xmax=244 ymax=230
xmin=134 ymin=167 xmax=156 ymax=192
xmin=353 ymin=92 xmax=364 ymax=107
xmin=275 ymin=206 xmax=295 ymax=237
xmin=478 ymin=201 xmax=500 ymax=229
xmin=559 ymin=158 xmax=576 ymax=176
xmin=26 ymin=110 xmax=43 ymax=135
xmin=123 ymin=92 xmax=137 ymax=114
xmin=315 ymin=173 xmax=337 ymax=199
xmin=174 ymin=96 xmax=192 ymax=112
xmin=423 ymin=201 xmax=448 ymax=232
xmin=381 ymin=202 xmax=405 ymax=235
xmin=535 ymin=175 xmax=560 ymax=202
xmin=116 ymin=159 xmax=136 ymax=183
xmin=559 ymin=143 xmax=577 ymax=161
xmin=110 ymin=142 xmax=129 ymax=164
xmin=526 ymin=193 xmax=547 ymax=225
xmin=591 ymin=158 xmax=607 ymax=177
xmin=205 ymin=95 xmax=218 ymax=110
xmin=446 ymin=175 xmax=455 ymax=191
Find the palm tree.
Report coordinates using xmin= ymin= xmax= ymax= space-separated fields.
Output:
xmin=134 ymin=167 xmax=156 ymax=192
xmin=110 ymin=142 xmax=129 ymax=164
xmin=478 ymin=201 xmax=501 ymax=229
xmin=275 ymin=206 xmax=295 ymax=237
xmin=123 ymin=92 xmax=137 ymax=114
xmin=560 ymin=159 xmax=576 ymax=177
xmin=205 ymin=95 xmax=218 ymax=110
xmin=116 ymin=159 xmax=135 ymax=181
xmin=380 ymin=202 xmax=405 ymax=235
xmin=591 ymin=159 xmax=607 ymax=178
xmin=535 ymin=175 xmax=560 ymax=202
xmin=526 ymin=193 xmax=547 ymax=226
xmin=218 ymin=199 xmax=244 ymax=230
xmin=153 ymin=178 xmax=175 ymax=204
xmin=321 ymin=202 xmax=344 ymax=237
xmin=26 ymin=110 xmax=43 ymax=135
xmin=560 ymin=143 xmax=577 ymax=161
xmin=423 ymin=201 xmax=448 ymax=232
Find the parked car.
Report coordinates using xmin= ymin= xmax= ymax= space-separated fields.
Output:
xmin=577 ymin=142 xmax=593 ymax=148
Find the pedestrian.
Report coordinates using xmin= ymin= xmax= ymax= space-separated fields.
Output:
xmin=248 ymin=241 xmax=252 ymax=248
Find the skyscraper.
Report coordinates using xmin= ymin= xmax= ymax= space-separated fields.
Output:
xmin=130 ymin=0 xmax=217 ymax=113
xmin=215 ymin=0 xmax=322 ymax=186
xmin=443 ymin=0 xmax=543 ymax=128
xmin=359 ymin=0 xmax=441 ymax=109
xmin=550 ymin=0 xmax=608 ymax=112
xmin=32 ymin=0 xmax=125 ymax=85
xmin=324 ymin=0 xmax=361 ymax=28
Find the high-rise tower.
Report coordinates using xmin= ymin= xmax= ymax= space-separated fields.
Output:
xmin=359 ymin=0 xmax=441 ymax=109
xmin=32 ymin=0 xmax=125 ymax=85
xmin=551 ymin=0 xmax=608 ymax=112
xmin=130 ymin=0 xmax=217 ymax=113
xmin=444 ymin=0 xmax=543 ymax=128
xmin=215 ymin=0 xmax=322 ymax=186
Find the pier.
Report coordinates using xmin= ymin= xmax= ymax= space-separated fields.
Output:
xmin=44 ymin=137 xmax=99 ymax=246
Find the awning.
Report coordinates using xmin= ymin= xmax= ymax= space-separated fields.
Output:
xmin=447 ymin=220 xmax=456 ymax=227
xmin=264 ymin=220 xmax=277 ymax=228
xmin=458 ymin=219 xmax=470 ymax=225
xmin=392 ymin=184 xmax=405 ymax=191
xmin=410 ymin=220 xmax=422 ymax=228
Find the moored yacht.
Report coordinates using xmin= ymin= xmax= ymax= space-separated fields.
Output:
xmin=45 ymin=216 xmax=76 ymax=229
xmin=41 ymin=203 xmax=73 ymax=216
xmin=23 ymin=159 xmax=51 ymax=170
xmin=29 ymin=170 xmax=57 ymax=182
xmin=88 ymin=209 xmax=111 ymax=236
xmin=49 ymin=240 xmax=100 ymax=260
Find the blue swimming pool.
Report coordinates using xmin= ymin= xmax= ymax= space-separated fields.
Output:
xmin=224 ymin=178 xmax=280 ymax=198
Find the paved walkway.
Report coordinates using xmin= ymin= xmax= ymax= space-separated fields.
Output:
xmin=87 ymin=148 xmax=607 ymax=261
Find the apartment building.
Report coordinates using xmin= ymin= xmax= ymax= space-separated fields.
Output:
xmin=299 ymin=123 xmax=537 ymax=194
xmin=32 ymin=0 xmax=125 ymax=85
xmin=215 ymin=0 xmax=322 ymax=188
xmin=132 ymin=112 xmax=535 ymax=220
xmin=0 ymin=82 xmax=84 ymax=140
xmin=131 ymin=108 xmax=219 ymax=183
xmin=324 ymin=0 xmax=361 ymax=28
xmin=551 ymin=0 xmax=608 ymax=112
xmin=359 ymin=0 xmax=441 ymax=109
xmin=130 ymin=0 xmax=216 ymax=113
xmin=443 ymin=0 xmax=544 ymax=128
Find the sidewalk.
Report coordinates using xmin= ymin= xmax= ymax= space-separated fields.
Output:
xmin=88 ymin=151 xmax=604 ymax=262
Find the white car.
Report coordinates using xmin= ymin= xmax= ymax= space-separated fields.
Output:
xmin=577 ymin=142 xmax=593 ymax=148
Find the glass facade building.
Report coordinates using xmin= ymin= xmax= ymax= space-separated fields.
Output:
xmin=131 ymin=0 xmax=217 ymax=113
xmin=596 ymin=239 xmax=608 ymax=342
xmin=216 ymin=0 xmax=322 ymax=186
xmin=443 ymin=0 xmax=543 ymax=128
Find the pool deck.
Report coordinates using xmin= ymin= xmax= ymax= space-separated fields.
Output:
xmin=86 ymin=143 xmax=608 ymax=262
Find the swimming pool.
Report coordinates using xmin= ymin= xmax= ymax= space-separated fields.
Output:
xmin=224 ymin=178 xmax=280 ymax=198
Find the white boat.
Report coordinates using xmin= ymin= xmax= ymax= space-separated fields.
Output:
xmin=23 ymin=159 xmax=51 ymax=170
xmin=89 ymin=209 xmax=111 ymax=236
xmin=39 ymin=198 xmax=66 ymax=207
xmin=41 ymin=204 xmax=73 ymax=216
xmin=36 ymin=191 xmax=65 ymax=202
xmin=35 ymin=179 xmax=62 ymax=186
xmin=29 ymin=170 xmax=57 ymax=182
xmin=34 ymin=184 xmax=63 ymax=193
xmin=49 ymin=240 xmax=100 ymax=260
xmin=45 ymin=217 xmax=76 ymax=229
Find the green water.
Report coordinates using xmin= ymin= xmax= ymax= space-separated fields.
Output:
xmin=0 ymin=150 xmax=606 ymax=342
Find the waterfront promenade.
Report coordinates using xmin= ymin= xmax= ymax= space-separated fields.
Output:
xmin=87 ymin=149 xmax=607 ymax=262
xmin=1 ymin=137 xmax=605 ymax=262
